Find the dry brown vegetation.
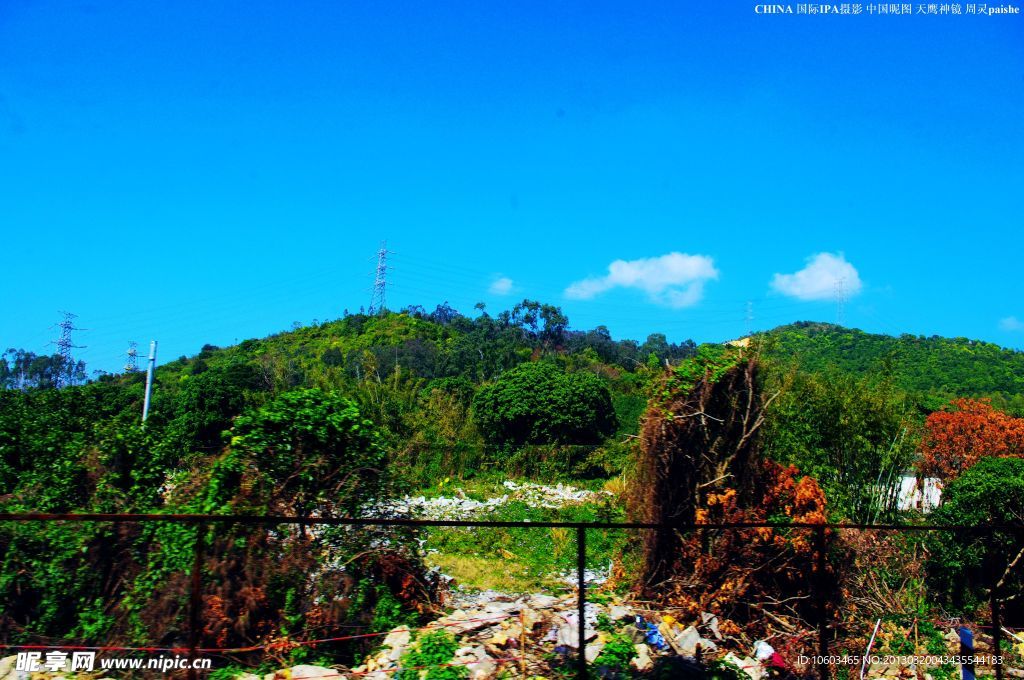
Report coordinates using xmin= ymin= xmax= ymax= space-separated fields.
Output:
xmin=629 ymin=355 xmax=835 ymax=640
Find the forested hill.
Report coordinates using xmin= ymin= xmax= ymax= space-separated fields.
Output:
xmin=150 ymin=301 xmax=697 ymax=388
xmin=158 ymin=314 xmax=1024 ymax=400
xmin=763 ymin=322 xmax=1024 ymax=413
xmin=6 ymin=308 xmax=1024 ymax=415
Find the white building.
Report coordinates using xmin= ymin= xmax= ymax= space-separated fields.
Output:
xmin=896 ymin=474 xmax=942 ymax=513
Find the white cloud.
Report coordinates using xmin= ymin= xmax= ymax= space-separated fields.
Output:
xmin=488 ymin=276 xmax=514 ymax=295
xmin=564 ymin=252 xmax=719 ymax=308
xmin=999 ymin=316 xmax=1024 ymax=332
xmin=770 ymin=252 xmax=863 ymax=301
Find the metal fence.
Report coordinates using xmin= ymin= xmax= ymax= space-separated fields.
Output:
xmin=1 ymin=512 xmax=1020 ymax=680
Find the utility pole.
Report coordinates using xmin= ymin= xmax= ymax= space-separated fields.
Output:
xmin=52 ymin=311 xmax=86 ymax=388
xmin=124 ymin=341 xmax=139 ymax=373
xmin=368 ymin=240 xmax=392 ymax=316
xmin=142 ymin=340 xmax=158 ymax=422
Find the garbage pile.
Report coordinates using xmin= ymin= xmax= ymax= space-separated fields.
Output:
xmin=6 ymin=600 xmax=1024 ymax=680
xmin=344 ymin=592 xmax=791 ymax=680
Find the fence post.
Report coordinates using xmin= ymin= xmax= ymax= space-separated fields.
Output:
xmin=815 ymin=525 xmax=828 ymax=680
xmin=188 ymin=520 xmax=205 ymax=680
xmin=577 ymin=525 xmax=587 ymax=680
xmin=988 ymin=528 xmax=1003 ymax=680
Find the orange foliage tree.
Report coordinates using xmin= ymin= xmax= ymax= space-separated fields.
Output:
xmin=918 ymin=398 xmax=1024 ymax=482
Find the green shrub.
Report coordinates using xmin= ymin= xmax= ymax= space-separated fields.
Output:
xmin=371 ymin=584 xmax=417 ymax=632
xmin=396 ymin=629 xmax=467 ymax=679
xmin=593 ymin=632 xmax=637 ymax=672
xmin=926 ymin=457 xmax=1024 ymax=613
xmin=206 ymin=388 xmax=389 ymax=515
xmin=706 ymin=657 xmax=749 ymax=680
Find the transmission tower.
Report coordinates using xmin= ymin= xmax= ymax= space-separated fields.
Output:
xmin=368 ymin=240 xmax=392 ymax=315
xmin=124 ymin=341 xmax=139 ymax=373
xmin=834 ymin=278 xmax=848 ymax=327
xmin=51 ymin=311 xmax=86 ymax=388
xmin=745 ymin=300 xmax=754 ymax=337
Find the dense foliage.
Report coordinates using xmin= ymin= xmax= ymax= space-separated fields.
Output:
xmin=0 ymin=384 xmax=425 ymax=664
xmin=473 ymin=361 xmax=618 ymax=448
xmin=926 ymin=457 xmax=1024 ymax=616
xmin=762 ymin=367 xmax=918 ymax=522
xmin=207 ymin=388 xmax=389 ymax=516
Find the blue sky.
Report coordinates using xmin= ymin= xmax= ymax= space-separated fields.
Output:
xmin=1 ymin=1 xmax=1022 ymax=374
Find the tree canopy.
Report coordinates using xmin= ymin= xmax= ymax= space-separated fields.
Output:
xmin=764 ymin=322 xmax=1024 ymax=414
xmin=917 ymin=398 xmax=1024 ymax=481
xmin=472 ymin=361 xmax=618 ymax=448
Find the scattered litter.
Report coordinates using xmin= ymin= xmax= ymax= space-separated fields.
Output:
xmin=703 ymin=611 xmax=722 ymax=640
xmin=753 ymin=640 xmax=774 ymax=661
xmin=636 ymin=616 xmax=669 ymax=651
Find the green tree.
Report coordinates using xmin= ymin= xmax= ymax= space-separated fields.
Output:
xmin=926 ymin=457 xmax=1024 ymax=615
xmin=640 ymin=333 xmax=670 ymax=361
xmin=472 ymin=361 xmax=617 ymax=448
xmin=762 ymin=366 xmax=918 ymax=522
xmin=0 ymin=349 xmax=86 ymax=390
xmin=161 ymin=362 xmax=263 ymax=458
xmin=206 ymin=388 xmax=389 ymax=517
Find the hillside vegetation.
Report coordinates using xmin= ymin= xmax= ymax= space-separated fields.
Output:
xmin=0 ymin=302 xmax=690 ymax=662
xmin=764 ymin=321 xmax=1024 ymax=413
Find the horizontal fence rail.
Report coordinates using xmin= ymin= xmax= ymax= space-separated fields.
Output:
xmin=5 ymin=512 xmax=1024 ymax=530
xmin=1 ymin=512 xmax=1020 ymax=680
